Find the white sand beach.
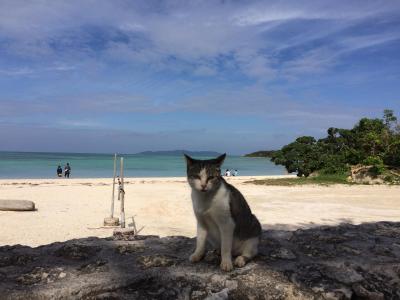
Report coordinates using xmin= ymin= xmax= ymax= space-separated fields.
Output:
xmin=0 ymin=176 xmax=399 ymax=247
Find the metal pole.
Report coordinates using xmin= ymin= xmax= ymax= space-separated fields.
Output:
xmin=120 ymin=157 xmax=125 ymax=228
xmin=110 ymin=153 xmax=117 ymax=218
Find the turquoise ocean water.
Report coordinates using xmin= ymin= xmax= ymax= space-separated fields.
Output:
xmin=0 ymin=152 xmax=285 ymax=179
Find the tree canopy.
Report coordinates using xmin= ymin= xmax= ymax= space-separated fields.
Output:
xmin=271 ymin=110 xmax=400 ymax=177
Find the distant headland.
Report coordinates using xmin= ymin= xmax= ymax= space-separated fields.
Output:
xmin=244 ymin=150 xmax=277 ymax=158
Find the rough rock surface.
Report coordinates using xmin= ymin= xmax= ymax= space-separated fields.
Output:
xmin=1 ymin=222 xmax=399 ymax=299
xmin=349 ymin=165 xmax=400 ymax=184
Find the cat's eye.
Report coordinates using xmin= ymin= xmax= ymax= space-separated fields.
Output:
xmin=191 ymin=175 xmax=200 ymax=179
xmin=207 ymin=176 xmax=214 ymax=182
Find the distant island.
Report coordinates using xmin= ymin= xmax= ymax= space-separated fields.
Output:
xmin=244 ymin=150 xmax=276 ymax=158
xmin=135 ymin=150 xmax=222 ymax=157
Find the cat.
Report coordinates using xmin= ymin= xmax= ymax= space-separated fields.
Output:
xmin=184 ymin=153 xmax=261 ymax=271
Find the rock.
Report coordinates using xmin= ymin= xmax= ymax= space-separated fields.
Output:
xmin=192 ymin=290 xmax=208 ymax=299
xmin=349 ymin=165 xmax=385 ymax=184
xmin=116 ymin=243 xmax=145 ymax=254
xmin=93 ymin=291 xmax=120 ymax=299
xmin=270 ymin=247 xmax=296 ymax=260
xmin=16 ymin=267 xmax=44 ymax=285
xmin=77 ymin=259 xmax=108 ymax=274
xmin=136 ymin=254 xmax=175 ymax=269
xmin=326 ymin=264 xmax=364 ymax=284
xmin=0 ymin=253 xmax=35 ymax=267
xmin=0 ymin=199 xmax=35 ymax=211
xmin=15 ymin=266 xmax=67 ymax=286
xmin=1 ymin=222 xmax=400 ymax=299
xmin=54 ymin=243 xmax=101 ymax=260
xmin=225 ymin=280 xmax=238 ymax=290
xmin=206 ymin=288 xmax=229 ymax=300
xmin=352 ymin=284 xmax=385 ymax=300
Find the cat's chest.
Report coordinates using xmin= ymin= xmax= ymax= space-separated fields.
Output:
xmin=192 ymin=185 xmax=231 ymax=222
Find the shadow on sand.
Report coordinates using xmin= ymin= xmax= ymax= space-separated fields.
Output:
xmin=1 ymin=221 xmax=399 ymax=299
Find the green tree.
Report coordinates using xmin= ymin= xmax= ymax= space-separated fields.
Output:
xmin=271 ymin=109 xmax=400 ymax=177
xmin=383 ymin=109 xmax=397 ymax=130
xmin=271 ymin=136 xmax=321 ymax=177
xmin=382 ymin=109 xmax=400 ymax=166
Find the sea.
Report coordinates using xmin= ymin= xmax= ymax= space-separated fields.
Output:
xmin=0 ymin=151 xmax=286 ymax=179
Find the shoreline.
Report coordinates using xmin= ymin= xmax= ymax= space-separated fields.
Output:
xmin=0 ymin=175 xmax=294 ymax=184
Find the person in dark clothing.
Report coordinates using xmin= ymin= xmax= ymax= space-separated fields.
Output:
xmin=57 ymin=165 xmax=63 ymax=177
xmin=64 ymin=163 xmax=71 ymax=178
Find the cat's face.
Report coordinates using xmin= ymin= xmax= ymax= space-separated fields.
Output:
xmin=184 ymin=153 xmax=226 ymax=193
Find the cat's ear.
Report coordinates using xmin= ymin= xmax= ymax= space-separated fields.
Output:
xmin=184 ymin=154 xmax=194 ymax=166
xmin=215 ymin=153 xmax=226 ymax=167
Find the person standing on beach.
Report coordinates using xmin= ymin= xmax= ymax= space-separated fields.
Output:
xmin=64 ymin=163 xmax=71 ymax=178
xmin=56 ymin=165 xmax=63 ymax=177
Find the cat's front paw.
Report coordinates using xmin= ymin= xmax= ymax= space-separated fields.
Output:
xmin=220 ymin=259 xmax=233 ymax=272
xmin=234 ymin=256 xmax=247 ymax=268
xmin=189 ymin=252 xmax=204 ymax=263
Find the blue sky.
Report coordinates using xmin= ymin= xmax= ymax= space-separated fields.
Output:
xmin=0 ymin=0 xmax=400 ymax=155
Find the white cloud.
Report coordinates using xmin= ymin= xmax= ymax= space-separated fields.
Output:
xmin=0 ymin=67 xmax=34 ymax=76
xmin=55 ymin=119 xmax=101 ymax=129
xmin=193 ymin=64 xmax=217 ymax=77
xmin=0 ymin=0 xmax=399 ymax=80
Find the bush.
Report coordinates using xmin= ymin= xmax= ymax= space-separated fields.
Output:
xmin=318 ymin=154 xmax=349 ymax=175
xmin=363 ymin=156 xmax=385 ymax=175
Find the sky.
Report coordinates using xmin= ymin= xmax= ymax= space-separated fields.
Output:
xmin=0 ymin=0 xmax=400 ymax=155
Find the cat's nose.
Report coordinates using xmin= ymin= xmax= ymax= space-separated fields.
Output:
xmin=201 ymin=183 xmax=207 ymax=190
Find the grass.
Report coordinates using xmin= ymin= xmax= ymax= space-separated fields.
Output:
xmin=245 ymin=173 xmax=352 ymax=186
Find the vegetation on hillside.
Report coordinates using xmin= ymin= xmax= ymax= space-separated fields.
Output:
xmin=270 ymin=110 xmax=400 ymax=180
xmin=244 ymin=150 xmax=276 ymax=157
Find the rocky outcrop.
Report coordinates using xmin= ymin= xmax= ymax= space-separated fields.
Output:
xmin=1 ymin=222 xmax=400 ymax=299
xmin=349 ymin=165 xmax=400 ymax=184
xmin=349 ymin=165 xmax=384 ymax=184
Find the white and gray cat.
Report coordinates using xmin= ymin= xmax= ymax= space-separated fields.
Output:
xmin=185 ymin=153 xmax=261 ymax=271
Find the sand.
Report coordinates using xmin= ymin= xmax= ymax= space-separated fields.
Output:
xmin=0 ymin=176 xmax=399 ymax=247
